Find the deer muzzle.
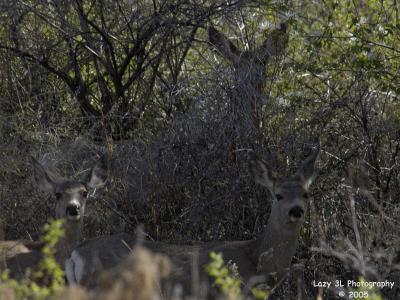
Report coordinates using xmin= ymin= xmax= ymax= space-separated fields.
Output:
xmin=66 ymin=204 xmax=81 ymax=220
xmin=288 ymin=206 xmax=304 ymax=222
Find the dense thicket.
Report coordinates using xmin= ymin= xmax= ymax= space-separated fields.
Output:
xmin=0 ymin=0 xmax=399 ymax=299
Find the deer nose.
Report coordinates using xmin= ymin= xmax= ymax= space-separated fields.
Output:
xmin=66 ymin=205 xmax=80 ymax=217
xmin=288 ymin=206 xmax=304 ymax=219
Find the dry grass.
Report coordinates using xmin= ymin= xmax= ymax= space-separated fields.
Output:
xmin=55 ymin=246 xmax=171 ymax=300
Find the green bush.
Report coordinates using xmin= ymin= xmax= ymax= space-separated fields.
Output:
xmin=205 ymin=251 xmax=269 ymax=300
xmin=0 ymin=219 xmax=66 ymax=300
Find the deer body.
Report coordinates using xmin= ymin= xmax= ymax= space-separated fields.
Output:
xmin=0 ymin=241 xmax=43 ymax=256
xmin=0 ymin=240 xmax=44 ymax=261
xmin=67 ymin=148 xmax=319 ymax=295
xmin=2 ymin=156 xmax=107 ymax=278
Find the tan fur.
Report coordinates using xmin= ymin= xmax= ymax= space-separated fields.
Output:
xmin=0 ymin=240 xmax=43 ymax=260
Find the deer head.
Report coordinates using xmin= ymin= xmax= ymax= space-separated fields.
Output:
xmin=32 ymin=156 xmax=108 ymax=223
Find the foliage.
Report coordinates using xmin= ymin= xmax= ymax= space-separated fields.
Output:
xmin=0 ymin=219 xmax=65 ymax=300
xmin=205 ymin=252 xmax=243 ymax=300
xmin=205 ymin=251 xmax=270 ymax=300
xmin=351 ymin=277 xmax=383 ymax=300
xmin=0 ymin=0 xmax=399 ymax=299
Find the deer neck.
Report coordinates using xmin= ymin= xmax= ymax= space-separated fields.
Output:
xmin=254 ymin=205 xmax=302 ymax=280
xmin=56 ymin=219 xmax=82 ymax=266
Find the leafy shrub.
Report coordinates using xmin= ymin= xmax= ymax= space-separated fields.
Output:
xmin=205 ymin=251 xmax=269 ymax=300
xmin=0 ymin=219 xmax=66 ymax=300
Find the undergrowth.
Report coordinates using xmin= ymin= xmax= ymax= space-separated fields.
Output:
xmin=0 ymin=219 xmax=65 ymax=300
xmin=205 ymin=251 xmax=269 ymax=300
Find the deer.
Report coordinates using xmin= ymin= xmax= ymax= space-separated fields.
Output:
xmin=0 ymin=217 xmax=44 ymax=261
xmin=208 ymin=23 xmax=288 ymax=130
xmin=208 ymin=23 xmax=288 ymax=163
xmin=65 ymin=147 xmax=319 ymax=297
xmin=1 ymin=155 xmax=107 ymax=278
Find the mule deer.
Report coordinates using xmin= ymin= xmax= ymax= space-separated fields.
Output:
xmin=66 ymin=147 xmax=319 ymax=295
xmin=2 ymin=155 xmax=107 ymax=278
xmin=208 ymin=23 xmax=288 ymax=129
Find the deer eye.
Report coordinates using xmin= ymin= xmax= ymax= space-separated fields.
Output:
xmin=81 ymin=191 xmax=88 ymax=198
xmin=54 ymin=192 xmax=62 ymax=200
xmin=303 ymin=192 xmax=309 ymax=199
xmin=275 ymin=194 xmax=283 ymax=201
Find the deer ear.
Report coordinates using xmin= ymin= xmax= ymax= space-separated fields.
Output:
xmin=31 ymin=157 xmax=56 ymax=193
xmin=249 ymin=152 xmax=275 ymax=192
xmin=295 ymin=147 xmax=320 ymax=190
xmin=85 ymin=155 xmax=108 ymax=189
xmin=208 ymin=26 xmax=242 ymax=65
xmin=256 ymin=22 xmax=289 ymax=62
